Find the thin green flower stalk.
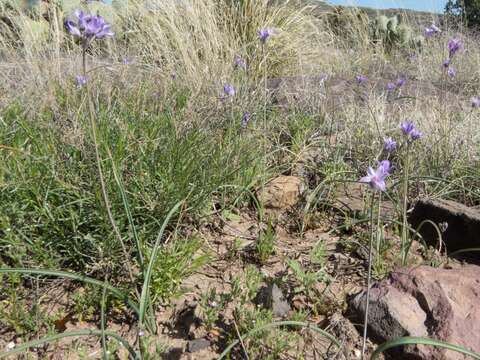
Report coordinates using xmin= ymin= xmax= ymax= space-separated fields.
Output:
xmin=359 ymin=160 xmax=391 ymax=359
xmin=400 ymin=143 xmax=410 ymax=265
xmin=399 ymin=121 xmax=422 ymax=265
xmin=257 ymin=28 xmax=273 ymax=140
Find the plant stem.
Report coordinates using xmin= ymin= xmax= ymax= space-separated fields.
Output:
xmin=401 ymin=144 xmax=410 ymax=265
xmin=83 ymin=48 xmax=137 ymax=288
xmin=375 ymin=193 xmax=382 ymax=270
xmin=361 ymin=193 xmax=377 ymax=359
xmin=263 ymin=44 xmax=267 ymax=136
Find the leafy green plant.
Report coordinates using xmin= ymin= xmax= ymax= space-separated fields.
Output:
xmin=244 ymin=265 xmax=264 ymax=303
xmin=199 ymin=288 xmax=223 ymax=331
xmin=149 ymin=237 xmax=209 ymax=303
xmin=287 ymin=259 xmax=328 ymax=296
xmin=309 ymin=240 xmax=327 ymax=266
xmin=255 ymin=220 xmax=276 ymax=263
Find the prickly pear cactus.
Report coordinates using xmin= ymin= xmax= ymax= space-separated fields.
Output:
xmin=370 ymin=14 xmax=416 ymax=53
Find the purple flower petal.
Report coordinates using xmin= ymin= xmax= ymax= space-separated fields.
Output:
xmin=75 ymin=75 xmax=88 ymax=87
xmin=396 ymin=78 xmax=406 ymax=88
xmin=359 ymin=162 xmax=389 ymax=192
xmin=234 ymin=55 xmax=247 ymax=70
xmin=356 ymin=75 xmax=368 ymax=84
xmin=223 ymin=84 xmax=236 ymax=97
xmin=258 ymin=28 xmax=273 ymax=43
xmin=383 ymin=137 xmax=397 ymax=152
xmin=400 ymin=121 xmax=415 ymax=136
xmin=447 ymin=66 xmax=456 ymax=78
xmin=448 ymin=38 xmax=464 ymax=58
xmin=471 ymin=96 xmax=480 ymax=108
xmin=241 ymin=111 xmax=251 ymax=128
xmin=65 ymin=10 xmax=114 ymax=43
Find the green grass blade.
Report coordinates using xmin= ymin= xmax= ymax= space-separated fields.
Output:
xmin=138 ymin=201 xmax=183 ymax=329
xmin=370 ymin=336 xmax=480 ymax=360
xmin=217 ymin=321 xmax=342 ymax=359
xmin=108 ymin=150 xmax=144 ymax=271
xmin=0 ymin=329 xmax=138 ymax=359
xmin=0 ymin=268 xmax=139 ymax=315
xmin=101 ymin=281 xmax=108 ymax=360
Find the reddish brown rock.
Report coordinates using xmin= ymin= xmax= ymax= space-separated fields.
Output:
xmin=350 ymin=265 xmax=480 ymax=359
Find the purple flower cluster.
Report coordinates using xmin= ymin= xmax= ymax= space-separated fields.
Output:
xmin=440 ymin=39 xmax=464 ymax=79
xmin=386 ymin=78 xmax=406 ymax=92
xmin=360 ymin=160 xmax=391 ymax=192
xmin=383 ymin=137 xmax=397 ymax=152
xmin=65 ymin=10 xmax=114 ymax=45
xmin=75 ymin=75 xmax=88 ymax=87
xmin=424 ymin=23 xmax=441 ymax=37
xmin=223 ymin=84 xmax=236 ymax=97
xmin=401 ymin=121 xmax=422 ymax=141
xmin=356 ymin=75 xmax=368 ymax=84
xmin=448 ymin=38 xmax=464 ymax=58
xmin=258 ymin=28 xmax=274 ymax=43
xmin=447 ymin=66 xmax=456 ymax=79
xmin=471 ymin=96 xmax=480 ymax=108
xmin=234 ymin=55 xmax=247 ymax=70
xmin=241 ymin=111 xmax=251 ymax=128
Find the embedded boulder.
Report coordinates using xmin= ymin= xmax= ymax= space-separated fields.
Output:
xmin=257 ymin=176 xmax=304 ymax=210
xmin=349 ymin=265 xmax=480 ymax=359
xmin=409 ymin=198 xmax=480 ymax=260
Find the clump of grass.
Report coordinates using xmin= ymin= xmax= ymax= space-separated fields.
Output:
xmin=149 ymin=237 xmax=209 ymax=303
xmin=255 ymin=219 xmax=276 ymax=263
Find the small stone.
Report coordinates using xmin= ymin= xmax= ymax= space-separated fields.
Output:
xmin=186 ymin=338 xmax=210 ymax=353
xmin=255 ymin=283 xmax=291 ymax=317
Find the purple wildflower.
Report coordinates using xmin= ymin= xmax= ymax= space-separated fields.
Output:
xmin=122 ymin=58 xmax=129 ymax=65
xmin=431 ymin=23 xmax=441 ymax=33
xmin=396 ymin=78 xmax=406 ymax=88
xmin=355 ymin=75 xmax=368 ymax=84
xmin=410 ymin=129 xmax=423 ymax=140
xmin=223 ymin=84 xmax=236 ymax=97
xmin=359 ymin=161 xmax=390 ymax=192
xmin=241 ymin=111 xmax=251 ymax=128
xmin=442 ymin=58 xmax=451 ymax=68
xmin=379 ymin=160 xmax=392 ymax=175
xmin=65 ymin=10 xmax=114 ymax=44
xmin=234 ymin=55 xmax=247 ymax=70
xmin=448 ymin=38 xmax=463 ymax=58
xmin=75 ymin=75 xmax=88 ymax=87
xmin=424 ymin=27 xmax=435 ymax=37
xmin=447 ymin=66 xmax=456 ymax=78
xmin=424 ymin=23 xmax=441 ymax=37
xmin=400 ymin=121 xmax=415 ymax=136
xmin=257 ymin=28 xmax=273 ymax=43
xmin=383 ymin=137 xmax=397 ymax=152
xmin=400 ymin=121 xmax=422 ymax=141
xmin=471 ymin=96 xmax=480 ymax=108
xmin=386 ymin=82 xmax=396 ymax=91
